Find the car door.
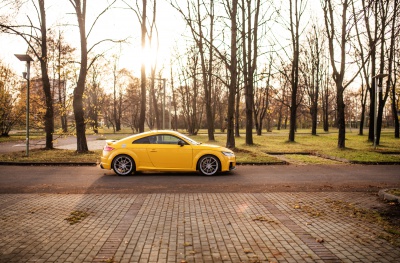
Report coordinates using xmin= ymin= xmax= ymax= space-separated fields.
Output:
xmin=130 ymin=136 xmax=154 ymax=168
xmin=146 ymin=134 xmax=193 ymax=169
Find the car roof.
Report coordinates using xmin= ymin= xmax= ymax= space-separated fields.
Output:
xmin=121 ymin=130 xmax=183 ymax=141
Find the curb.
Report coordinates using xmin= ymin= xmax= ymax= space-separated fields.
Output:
xmin=0 ymin=162 xmax=286 ymax=166
xmin=378 ymin=188 xmax=400 ymax=203
xmin=265 ymin=151 xmax=400 ymax=165
xmin=0 ymin=162 xmax=97 ymax=166
xmin=237 ymin=161 xmax=288 ymax=166
xmin=1 ymin=161 xmax=400 ymax=166
xmin=349 ymin=161 xmax=400 ymax=165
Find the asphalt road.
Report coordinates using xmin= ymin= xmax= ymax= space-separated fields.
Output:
xmin=0 ymin=164 xmax=399 ymax=194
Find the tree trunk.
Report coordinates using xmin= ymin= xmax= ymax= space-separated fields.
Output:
xmin=393 ymin=93 xmax=399 ymax=138
xmin=288 ymin=0 xmax=301 ymax=142
xmin=242 ymin=0 xmax=260 ymax=145
xmin=277 ymin=104 xmax=283 ymax=130
xmin=323 ymin=87 xmax=329 ymax=132
xmin=323 ymin=0 xmax=351 ymax=149
xmin=311 ymin=105 xmax=317 ymax=135
xmin=337 ymin=85 xmax=346 ymax=148
xmin=150 ymin=74 xmax=160 ymax=130
xmin=226 ymin=0 xmax=238 ymax=149
xmin=204 ymin=0 xmax=215 ymax=141
xmin=39 ymin=0 xmax=54 ymax=149
xmin=139 ymin=0 xmax=147 ymax=133
xmin=288 ymin=105 xmax=297 ymax=141
xmin=359 ymin=102 xmax=366 ymax=135
xmin=235 ymin=88 xmax=240 ymax=137
xmin=57 ymin=33 xmax=68 ymax=133
xmin=366 ymin=0 xmax=379 ymax=142
xmin=72 ymin=0 xmax=88 ymax=152
xmin=377 ymin=0 xmax=399 ymax=142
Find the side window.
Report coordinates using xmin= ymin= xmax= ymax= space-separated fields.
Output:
xmin=132 ymin=136 xmax=151 ymax=144
xmin=133 ymin=135 xmax=186 ymax=145
xmin=157 ymin=135 xmax=184 ymax=145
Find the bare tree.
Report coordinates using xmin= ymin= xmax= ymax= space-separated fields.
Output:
xmin=122 ymin=74 xmax=141 ymax=132
xmin=240 ymin=0 xmax=261 ymax=144
xmin=171 ymin=0 xmax=217 ymax=141
xmin=353 ymin=0 xmax=399 ymax=143
xmin=147 ymin=1 xmax=160 ymax=130
xmin=272 ymin=0 xmax=307 ymax=142
xmin=69 ymin=0 xmax=89 ymax=152
xmin=322 ymin=0 xmax=361 ymax=148
xmin=47 ymin=30 xmax=75 ymax=133
xmin=300 ymin=25 xmax=325 ymax=135
xmin=1 ymin=0 xmax=55 ymax=149
xmin=376 ymin=0 xmax=398 ymax=144
xmin=391 ymin=1 xmax=399 ymax=138
xmin=69 ymin=0 xmax=117 ymax=152
xmin=254 ymin=60 xmax=272 ymax=135
xmin=225 ymin=0 xmax=239 ymax=149
xmin=288 ymin=0 xmax=306 ymax=141
xmin=352 ymin=0 xmax=370 ymax=135
xmin=111 ymin=55 xmax=125 ymax=132
xmin=169 ymin=54 xmax=179 ymax=130
xmin=85 ymin=58 xmax=106 ymax=134
xmin=177 ymin=46 xmax=203 ymax=135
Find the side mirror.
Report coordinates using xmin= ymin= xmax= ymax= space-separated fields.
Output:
xmin=178 ymin=140 xmax=185 ymax=147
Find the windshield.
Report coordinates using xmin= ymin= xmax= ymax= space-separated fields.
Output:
xmin=180 ymin=134 xmax=201 ymax=145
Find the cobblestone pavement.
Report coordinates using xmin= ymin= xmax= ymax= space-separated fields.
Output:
xmin=1 ymin=192 xmax=399 ymax=263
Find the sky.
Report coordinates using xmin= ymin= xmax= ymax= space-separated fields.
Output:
xmin=1 ymin=0 xmax=186 ymax=77
xmin=2 ymin=0 xmax=361 ymax=90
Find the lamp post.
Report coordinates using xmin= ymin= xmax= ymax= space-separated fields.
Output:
xmin=15 ymin=54 xmax=34 ymax=157
xmin=372 ymin=73 xmax=389 ymax=149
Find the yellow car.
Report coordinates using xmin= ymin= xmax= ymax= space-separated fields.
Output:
xmin=100 ymin=130 xmax=236 ymax=176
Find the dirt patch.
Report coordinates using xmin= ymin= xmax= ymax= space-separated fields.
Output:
xmin=326 ymin=198 xmax=400 ymax=247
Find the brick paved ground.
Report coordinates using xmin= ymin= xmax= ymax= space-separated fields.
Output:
xmin=0 ymin=193 xmax=399 ymax=263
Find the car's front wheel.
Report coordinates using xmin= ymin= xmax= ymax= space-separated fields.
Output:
xmin=198 ymin=155 xmax=220 ymax=176
xmin=112 ymin=155 xmax=135 ymax=176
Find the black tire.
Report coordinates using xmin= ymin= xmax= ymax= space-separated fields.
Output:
xmin=198 ymin=155 xmax=220 ymax=176
xmin=112 ymin=155 xmax=135 ymax=176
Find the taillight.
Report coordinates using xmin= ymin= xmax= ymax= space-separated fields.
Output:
xmin=103 ymin=145 xmax=114 ymax=151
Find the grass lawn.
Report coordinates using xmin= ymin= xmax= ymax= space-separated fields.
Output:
xmin=189 ymin=128 xmax=400 ymax=163
xmin=0 ymin=128 xmax=399 ymax=164
xmin=0 ymin=149 xmax=102 ymax=164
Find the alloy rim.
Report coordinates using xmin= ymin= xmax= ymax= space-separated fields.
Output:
xmin=114 ymin=156 xmax=132 ymax=175
xmin=200 ymin=156 xmax=218 ymax=175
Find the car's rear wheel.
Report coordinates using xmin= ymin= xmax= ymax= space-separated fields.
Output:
xmin=198 ymin=155 xmax=220 ymax=176
xmin=112 ymin=155 xmax=135 ymax=176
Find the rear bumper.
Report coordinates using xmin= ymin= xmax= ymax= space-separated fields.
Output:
xmin=99 ymin=160 xmax=111 ymax=170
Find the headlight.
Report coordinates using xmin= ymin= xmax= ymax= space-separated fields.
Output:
xmin=222 ymin=151 xmax=234 ymax=157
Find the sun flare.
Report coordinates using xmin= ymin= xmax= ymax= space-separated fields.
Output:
xmin=139 ymin=45 xmax=158 ymax=71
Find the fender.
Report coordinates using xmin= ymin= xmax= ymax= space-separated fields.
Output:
xmin=193 ymin=150 xmax=224 ymax=170
xmin=108 ymin=149 xmax=139 ymax=168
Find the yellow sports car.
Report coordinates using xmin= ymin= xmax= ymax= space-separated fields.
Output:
xmin=100 ymin=130 xmax=236 ymax=176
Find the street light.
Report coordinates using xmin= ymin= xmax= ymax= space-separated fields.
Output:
xmin=372 ymin=73 xmax=389 ymax=149
xmin=15 ymin=54 xmax=34 ymax=157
